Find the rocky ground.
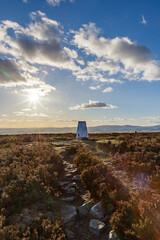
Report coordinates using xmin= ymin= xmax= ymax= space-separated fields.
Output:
xmin=57 ymin=145 xmax=116 ymax=240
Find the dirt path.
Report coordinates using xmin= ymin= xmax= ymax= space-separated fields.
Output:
xmin=57 ymin=146 xmax=110 ymax=240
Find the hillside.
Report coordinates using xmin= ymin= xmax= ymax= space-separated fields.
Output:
xmin=0 ymin=125 xmax=160 ymax=135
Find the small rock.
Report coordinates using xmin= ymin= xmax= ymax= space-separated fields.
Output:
xmin=73 ymin=175 xmax=81 ymax=181
xmin=109 ymin=230 xmax=117 ymax=240
xmin=66 ymin=188 xmax=76 ymax=194
xmin=67 ymin=164 xmax=75 ymax=168
xmin=66 ymin=168 xmax=77 ymax=174
xmin=63 ymin=160 xmax=68 ymax=165
xmin=90 ymin=202 xmax=105 ymax=219
xmin=59 ymin=181 xmax=70 ymax=187
xmin=61 ymin=197 xmax=75 ymax=202
xmin=79 ymin=201 xmax=94 ymax=216
xmin=65 ymin=229 xmax=75 ymax=239
xmin=64 ymin=182 xmax=77 ymax=190
xmin=90 ymin=219 xmax=106 ymax=235
xmin=64 ymin=173 xmax=73 ymax=179
xmin=61 ymin=205 xmax=77 ymax=224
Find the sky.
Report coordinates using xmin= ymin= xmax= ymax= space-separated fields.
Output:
xmin=0 ymin=0 xmax=160 ymax=128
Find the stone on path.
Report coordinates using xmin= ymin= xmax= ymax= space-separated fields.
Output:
xmin=65 ymin=229 xmax=75 ymax=239
xmin=59 ymin=181 xmax=70 ymax=187
xmin=79 ymin=201 xmax=94 ymax=216
xmin=109 ymin=230 xmax=117 ymax=240
xmin=73 ymin=175 xmax=81 ymax=181
xmin=64 ymin=173 xmax=72 ymax=179
xmin=90 ymin=219 xmax=106 ymax=235
xmin=61 ymin=197 xmax=75 ymax=202
xmin=70 ymin=168 xmax=77 ymax=173
xmin=66 ymin=188 xmax=76 ymax=194
xmin=61 ymin=205 xmax=77 ymax=224
xmin=66 ymin=163 xmax=75 ymax=168
xmin=90 ymin=202 xmax=105 ymax=219
xmin=65 ymin=168 xmax=77 ymax=174
xmin=64 ymin=182 xmax=77 ymax=190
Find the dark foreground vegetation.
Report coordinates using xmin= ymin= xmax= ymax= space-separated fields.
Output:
xmin=0 ymin=135 xmax=67 ymax=239
xmin=0 ymin=132 xmax=160 ymax=239
xmin=74 ymin=132 xmax=160 ymax=240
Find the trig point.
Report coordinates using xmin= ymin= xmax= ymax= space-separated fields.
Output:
xmin=76 ymin=121 xmax=88 ymax=140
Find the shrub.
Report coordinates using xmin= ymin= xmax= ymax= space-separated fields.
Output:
xmin=0 ymin=219 xmax=66 ymax=240
xmin=110 ymin=201 xmax=139 ymax=240
xmin=66 ymin=145 xmax=77 ymax=156
xmin=81 ymin=163 xmax=130 ymax=211
xmin=0 ymin=141 xmax=66 ymax=239
xmin=74 ymin=148 xmax=101 ymax=172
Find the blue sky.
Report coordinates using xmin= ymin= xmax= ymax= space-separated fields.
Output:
xmin=0 ymin=0 xmax=160 ymax=127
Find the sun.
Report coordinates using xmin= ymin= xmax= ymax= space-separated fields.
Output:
xmin=28 ymin=89 xmax=40 ymax=104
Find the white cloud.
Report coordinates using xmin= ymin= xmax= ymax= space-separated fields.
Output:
xmin=0 ymin=11 xmax=159 ymax=100
xmin=72 ymin=60 xmax=123 ymax=83
xmin=1 ymin=114 xmax=7 ymax=118
xmin=141 ymin=15 xmax=147 ymax=25
xmin=21 ymin=83 xmax=56 ymax=97
xmin=89 ymin=85 xmax=101 ymax=90
xmin=46 ymin=0 xmax=64 ymax=6
xmin=14 ymin=111 xmax=49 ymax=117
xmin=72 ymin=23 xmax=160 ymax=82
xmin=69 ymin=100 xmax=117 ymax=110
xmin=46 ymin=0 xmax=74 ymax=6
xmin=102 ymin=87 xmax=113 ymax=93
xmin=0 ymin=11 xmax=80 ymax=92
xmin=23 ymin=0 xmax=28 ymax=3
xmin=0 ymin=11 xmax=80 ymax=70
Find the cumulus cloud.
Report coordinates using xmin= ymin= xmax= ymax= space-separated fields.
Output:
xmin=72 ymin=60 xmax=123 ymax=83
xmin=1 ymin=11 xmax=160 ymax=97
xmin=72 ymin=23 xmax=160 ymax=82
xmin=102 ymin=87 xmax=113 ymax=93
xmin=0 ymin=11 xmax=80 ymax=91
xmin=0 ymin=58 xmax=26 ymax=86
xmin=69 ymin=100 xmax=117 ymax=110
xmin=72 ymin=23 xmax=150 ymax=63
xmin=0 ymin=11 xmax=79 ymax=71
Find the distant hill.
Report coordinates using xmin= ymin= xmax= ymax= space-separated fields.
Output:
xmin=0 ymin=125 xmax=160 ymax=135
xmin=88 ymin=125 xmax=160 ymax=133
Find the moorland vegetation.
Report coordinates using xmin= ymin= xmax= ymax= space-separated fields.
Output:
xmin=0 ymin=132 xmax=160 ymax=239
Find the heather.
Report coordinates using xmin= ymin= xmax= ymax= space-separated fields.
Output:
xmin=0 ymin=136 xmax=66 ymax=239
xmin=74 ymin=133 xmax=160 ymax=240
xmin=1 ymin=133 xmax=160 ymax=239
